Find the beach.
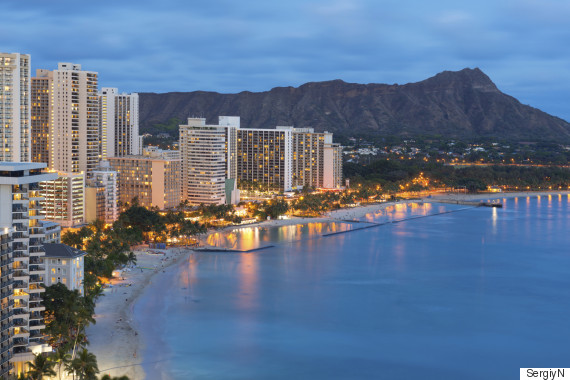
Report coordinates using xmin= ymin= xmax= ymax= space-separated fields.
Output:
xmin=86 ymin=248 xmax=190 ymax=379
xmin=86 ymin=190 xmax=570 ymax=379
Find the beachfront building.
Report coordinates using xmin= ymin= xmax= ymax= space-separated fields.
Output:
xmin=0 ymin=52 xmax=31 ymax=162
xmin=0 ymin=162 xmax=57 ymax=374
xmin=85 ymin=161 xmax=119 ymax=223
xmin=43 ymin=243 xmax=86 ymax=295
xmin=40 ymin=172 xmax=85 ymax=228
xmin=323 ymin=142 xmax=343 ymax=189
xmin=235 ymin=127 xmax=293 ymax=192
xmin=0 ymin=225 xmax=13 ymax=377
xmin=108 ymin=148 xmax=181 ymax=210
xmin=34 ymin=63 xmax=100 ymax=177
xmin=179 ymin=117 xmax=239 ymax=205
xmin=99 ymin=88 xmax=140 ymax=159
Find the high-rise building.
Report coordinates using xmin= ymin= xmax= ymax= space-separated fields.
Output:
xmin=85 ymin=161 xmax=118 ymax=223
xmin=0 ymin=162 xmax=57 ymax=374
xmin=108 ymin=149 xmax=181 ymax=210
xmin=179 ymin=117 xmax=239 ymax=205
xmin=179 ymin=116 xmax=342 ymax=201
xmin=287 ymin=127 xmax=342 ymax=190
xmin=0 ymin=225 xmax=13 ymax=377
xmin=30 ymin=74 xmax=50 ymax=165
xmin=40 ymin=172 xmax=85 ymax=228
xmin=236 ymin=127 xmax=293 ymax=192
xmin=0 ymin=53 xmax=31 ymax=162
xmin=99 ymin=88 xmax=139 ymax=159
xmin=34 ymin=63 xmax=99 ymax=176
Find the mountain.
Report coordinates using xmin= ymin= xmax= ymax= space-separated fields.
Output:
xmin=138 ymin=68 xmax=570 ymax=142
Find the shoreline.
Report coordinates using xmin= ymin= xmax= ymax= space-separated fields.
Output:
xmin=86 ymin=247 xmax=191 ymax=379
xmin=87 ymin=189 xmax=570 ymax=379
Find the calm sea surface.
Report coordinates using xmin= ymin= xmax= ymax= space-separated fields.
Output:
xmin=134 ymin=195 xmax=570 ymax=379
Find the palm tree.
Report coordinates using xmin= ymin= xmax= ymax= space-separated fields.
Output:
xmin=51 ymin=347 xmax=71 ymax=380
xmin=66 ymin=349 xmax=99 ymax=380
xmin=26 ymin=353 xmax=56 ymax=380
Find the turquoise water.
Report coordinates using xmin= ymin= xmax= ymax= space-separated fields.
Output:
xmin=134 ymin=195 xmax=570 ymax=379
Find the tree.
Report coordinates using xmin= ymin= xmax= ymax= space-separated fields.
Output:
xmin=66 ymin=349 xmax=99 ymax=380
xmin=99 ymin=375 xmax=131 ymax=380
xmin=26 ymin=353 xmax=56 ymax=380
xmin=264 ymin=199 xmax=289 ymax=219
xmin=51 ymin=347 xmax=72 ymax=380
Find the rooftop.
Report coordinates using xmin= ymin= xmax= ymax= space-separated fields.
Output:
xmin=0 ymin=162 xmax=48 ymax=171
xmin=43 ymin=243 xmax=86 ymax=259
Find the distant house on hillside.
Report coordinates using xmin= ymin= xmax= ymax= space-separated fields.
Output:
xmin=43 ymin=243 xmax=86 ymax=295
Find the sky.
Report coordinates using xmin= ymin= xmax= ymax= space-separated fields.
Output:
xmin=4 ymin=0 xmax=570 ymax=121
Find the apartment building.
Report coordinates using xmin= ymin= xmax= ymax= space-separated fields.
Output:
xmin=40 ymin=172 xmax=85 ymax=228
xmin=0 ymin=226 xmax=13 ymax=377
xmin=0 ymin=162 xmax=57 ymax=374
xmin=30 ymin=74 xmax=50 ymax=165
xmin=0 ymin=53 xmax=31 ymax=162
xmin=99 ymin=88 xmax=140 ymax=159
xmin=85 ymin=162 xmax=118 ymax=223
xmin=108 ymin=150 xmax=181 ymax=210
xmin=179 ymin=117 xmax=239 ymax=205
xmin=43 ymin=244 xmax=86 ymax=295
xmin=34 ymin=63 xmax=99 ymax=177
xmin=236 ymin=127 xmax=293 ymax=192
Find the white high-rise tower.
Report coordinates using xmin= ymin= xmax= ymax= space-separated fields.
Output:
xmin=99 ymin=88 xmax=139 ymax=158
xmin=0 ymin=53 xmax=31 ymax=162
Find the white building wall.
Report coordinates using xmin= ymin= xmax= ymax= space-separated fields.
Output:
xmin=0 ymin=52 xmax=31 ymax=162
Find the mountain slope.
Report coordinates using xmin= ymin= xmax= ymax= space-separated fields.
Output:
xmin=139 ymin=68 xmax=570 ymax=141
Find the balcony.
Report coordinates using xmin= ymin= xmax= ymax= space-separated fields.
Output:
xmin=13 ymin=271 xmax=28 ymax=279
xmin=29 ymin=265 xmax=45 ymax=274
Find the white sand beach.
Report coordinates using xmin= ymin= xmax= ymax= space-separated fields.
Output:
xmin=86 ymin=190 xmax=570 ymax=379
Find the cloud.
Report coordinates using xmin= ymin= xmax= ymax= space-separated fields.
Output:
xmin=2 ymin=0 xmax=569 ymax=121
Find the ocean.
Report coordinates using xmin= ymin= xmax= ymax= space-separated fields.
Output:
xmin=134 ymin=195 xmax=570 ymax=379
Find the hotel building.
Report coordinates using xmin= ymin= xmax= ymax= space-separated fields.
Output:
xmin=108 ymin=148 xmax=181 ymax=210
xmin=85 ymin=162 xmax=118 ymax=223
xmin=30 ymin=73 xmax=50 ymax=165
xmin=179 ymin=117 xmax=239 ymax=205
xmin=236 ymin=127 xmax=293 ymax=191
xmin=40 ymin=172 xmax=85 ymax=228
xmin=288 ymin=128 xmax=343 ymax=189
xmin=0 ymin=162 xmax=57 ymax=374
xmin=99 ymin=88 xmax=140 ymax=159
xmin=43 ymin=244 xmax=86 ymax=296
xmin=0 ymin=53 xmax=31 ymax=162
xmin=34 ymin=63 xmax=99 ymax=177
xmin=179 ymin=117 xmax=342 ymax=201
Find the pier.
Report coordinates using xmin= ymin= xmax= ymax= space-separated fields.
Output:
xmin=433 ymin=199 xmax=503 ymax=208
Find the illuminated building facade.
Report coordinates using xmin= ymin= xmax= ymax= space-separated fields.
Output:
xmin=108 ymin=151 xmax=181 ymax=210
xmin=99 ymin=88 xmax=140 ymax=159
xmin=0 ymin=162 xmax=57 ymax=375
xmin=43 ymin=244 xmax=86 ymax=296
xmin=85 ymin=162 xmax=118 ymax=223
xmin=0 ymin=53 xmax=31 ymax=162
xmin=34 ymin=63 xmax=99 ymax=177
xmin=40 ymin=172 xmax=85 ymax=228
xmin=179 ymin=117 xmax=239 ymax=205
xmin=30 ymin=75 xmax=50 ymax=164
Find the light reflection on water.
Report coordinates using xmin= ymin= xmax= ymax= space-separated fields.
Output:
xmin=205 ymin=221 xmax=357 ymax=250
xmin=136 ymin=195 xmax=570 ymax=380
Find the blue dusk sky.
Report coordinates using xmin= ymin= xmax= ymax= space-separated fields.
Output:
xmin=4 ymin=0 xmax=570 ymax=121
